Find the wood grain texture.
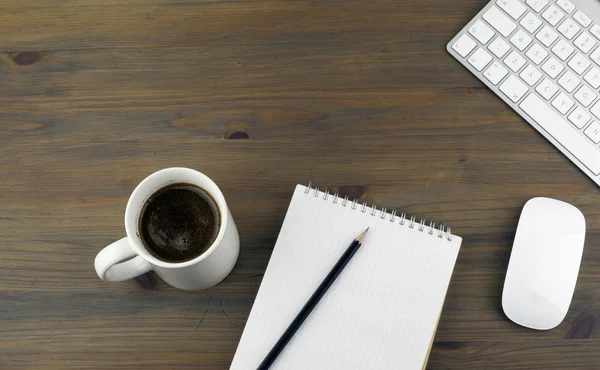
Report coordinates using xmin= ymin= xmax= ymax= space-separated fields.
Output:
xmin=1 ymin=0 xmax=599 ymax=368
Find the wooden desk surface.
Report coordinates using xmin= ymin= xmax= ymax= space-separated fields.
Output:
xmin=2 ymin=0 xmax=599 ymax=368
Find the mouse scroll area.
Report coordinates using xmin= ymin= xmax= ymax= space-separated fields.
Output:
xmin=502 ymin=197 xmax=586 ymax=330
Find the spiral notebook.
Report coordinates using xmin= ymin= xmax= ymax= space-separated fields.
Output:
xmin=231 ymin=184 xmax=462 ymax=370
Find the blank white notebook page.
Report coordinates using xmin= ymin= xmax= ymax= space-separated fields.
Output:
xmin=230 ymin=185 xmax=462 ymax=370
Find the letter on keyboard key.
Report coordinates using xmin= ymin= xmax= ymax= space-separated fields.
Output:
xmin=511 ymin=29 xmax=533 ymax=50
xmin=556 ymin=0 xmax=575 ymax=14
xmin=452 ymin=34 xmax=477 ymax=57
xmin=585 ymin=121 xmax=600 ymax=143
xmin=575 ymin=85 xmax=597 ymax=107
xmin=526 ymin=43 xmax=549 ymax=65
xmin=569 ymin=106 xmax=591 ymax=129
xmin=585 ymin=67 xmax=600 ymax=89
xmin=542 ymin=5 xmax=565 ymax=26
xmin=542 ymin=57 xmax=564 ymax=78
xmin=483 ymin=6 xmax=517 ymax=37
xmin=568 ymin=53 xmax=590 ymax=75
xmin=527 ymin=0 xmax=549 ymax=13
xmin=468 ymin=48 xmax=493 ymax=71
xmin=497 ymin=0 xmax=527 ymax=20
xmin=574 ymin=11 xmax=592 ymax=27
xmin=468 ymin=20 xmax=495 ymax=44
xmin=552 ymin=92 xmax=575 ymax=114
xmin=536 ymin=25 xmax=559 ymax=47
xmin=552 ymin=39 xmax=575 ymax=61
xmin=500 ymin=75 xmax=528 ymax=102
xmin=520 ymin=94 xmax=600 ymax=175
xmin=505 ymin=50 xmax=527 ymax=72
xmin=520 ymin=64 xmax=543 ymax=86
xmin=536 ymin=78 xmax=559 ymax=100
xmin=558 ymin=70 xmax=581 ymax=92
xmin=484 ymin=61 xmax=509 ymax=85
xmin=521 ymin=12 xmax=543 ymax=33
xmin=488 ymin=37 xmax=511 ymax=58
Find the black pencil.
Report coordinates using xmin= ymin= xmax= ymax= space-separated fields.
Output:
xmin=256 ymin=227 xmax=370 ymax=370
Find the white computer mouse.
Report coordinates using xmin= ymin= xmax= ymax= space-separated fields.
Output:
xmin=502 ymin=197 xmax=586 ymax=330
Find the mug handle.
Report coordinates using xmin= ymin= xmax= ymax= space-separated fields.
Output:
xmin=94 ymin=237 xmax=152 ymax=282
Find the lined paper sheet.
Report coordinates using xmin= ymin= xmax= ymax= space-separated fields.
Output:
xmin=231 ymin=185 xmax=462 ymax=370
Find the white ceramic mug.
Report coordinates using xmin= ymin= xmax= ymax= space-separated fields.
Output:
xmin=94 ymin=167 xmax=240 ymax=291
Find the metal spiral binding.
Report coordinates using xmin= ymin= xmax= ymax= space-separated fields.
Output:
xmin=304 ymin=182 xmax=453 ymax=241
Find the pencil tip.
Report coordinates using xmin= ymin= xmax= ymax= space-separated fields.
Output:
xmin=357 ymin=228 xmax=369 ymax=243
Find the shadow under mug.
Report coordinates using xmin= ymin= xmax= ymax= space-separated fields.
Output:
xmin=94 ymin=167 xmax=240 ymax=291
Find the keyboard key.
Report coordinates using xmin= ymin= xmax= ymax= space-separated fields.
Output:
xmin=500 ymin=75 xmax=529 ymax=102
xmin=542 ymin=56 xmax=564 ymax=78
xmin=552 ymin=39 xmax=575 ymax=61
xmin=536 ymin=78 xmax=559 ymax=100
xmin=574 ymin=85 xmax=597 ymax=107
xmin=552 ymin=92 xmax=575 ymax=114
xmin=568 ymin=53 xmax=591 ymax=74
xmin=468 ymin=48 xmax=493 ymax=71
xmin=484 ymin=61 xmax=509 ymax=85
xmin=556 ymin=0 xmax=575 ymax=14
xmin=591 ymin=101 xmax=600 ymax=119
xmin=585 ymin=67 xmax=600 ymax=88
xmin=520 ymin=64 xmax=543 ymax=86
xmin=526 ymin=0 xmax=548 ymax=13
xmin=558 ymin=70 xmax=581 ymax=92
xmin=591 ymin=24 xmax=600 ymax=41
xmin=483 ymin=6 xmax=517 ymax=37
xmin=505 ymin=50 xmax=527 ymax=72
xmin=452 ymin=34 xmax=477 ymax=57
xmin=526 ymin=43 xmax=549 ymax=64
xmin=542 ymin=5 xmax=564 ymax=26
xmin=585 ymin=121 xmax=600 ymax=143
xmin=488 ymin=37 xmax=511 ymax=58
xmin=574 ymin=11 xmax=592 ymax=28
xmin=558 ymin=18 xmax=580 ymax=40
xmin=521 ymin=12 xmax=543 ymax=33
xmin=536 ymin=25 xmax=558 ymax=47
xmin=574 ymin=32 xmax=596 ymax=53
xmin=510 ymin=29 xmax=533 ymax=50
xmin=497 ymin=0 xmax=527 ymax=20
xmin=590 ymin=47 xmax=600 ymax=66
xmin=520 ymin=93 xmax=600 ymax=174
xmin=568 ymin=106 xmax=591 ymax=128
xmin=468 ymin=20 xmax=495 ymax=44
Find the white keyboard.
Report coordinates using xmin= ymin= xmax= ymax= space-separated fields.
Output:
xmin=448 ymin=0 xmax=600 ymax=186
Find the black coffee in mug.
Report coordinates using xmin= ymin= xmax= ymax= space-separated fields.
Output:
xmin=139 ymin=183 xmax=221 ymax=262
